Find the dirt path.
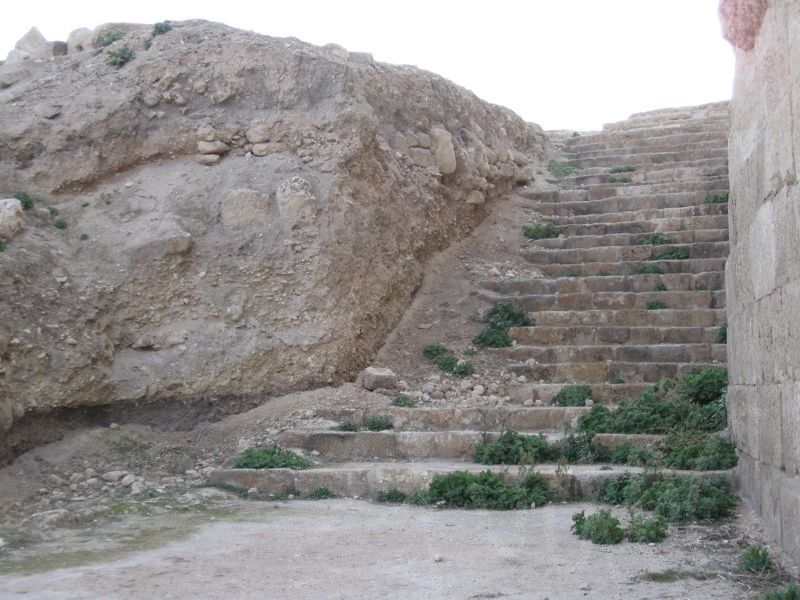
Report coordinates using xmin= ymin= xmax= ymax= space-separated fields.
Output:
xmin=0 ymin=499 xmax=759 ymax=600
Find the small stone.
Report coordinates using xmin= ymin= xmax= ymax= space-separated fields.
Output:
xmin=196 ymin=124 xmax=216 ymax=142
xmin=586 ymin=399 xmax=594 ymax=407
xmin=472 ymin=385 xmax=485 ymax=396
xmin=246 ymin=123 xmax=271 ymax=144
xmin=523 ymin=399 xmax=534 ymax=407
xmin=251 ymin=143 xmax=272 ymax=157
xmin=84 ymin=468 xmax=96 ymax=478
xmin=65 ymin=337 xmax=77 ymax=345
xmin=109 ymin=422 xmax=120 ymax=429
xmin=196 ymin=154 xmax=220 ymax=165
xmin=433 ymin=554 xmax=444 ymax=563
xmin=247 ymin=487 xmax=259 ymax=495
xmin=101 ymin=471 xmax=126 ymax=483
xmin=0 ymin=198 xmax=25 ymax=240
xmin=197 ymin=140 xmax=229 ymax=155
xmin=48 ymin=474 xmax=66 ymax=486
xmin=362 ymin=366 xmax=398 ymax=391
xmin=465 ymin=190 xmax=485 ymax=205
xmin=120 ymin=474 xmax=137 ymax=487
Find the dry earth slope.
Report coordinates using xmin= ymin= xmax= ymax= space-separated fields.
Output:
xmin=0 ymin=20 xmax=549 ymax=462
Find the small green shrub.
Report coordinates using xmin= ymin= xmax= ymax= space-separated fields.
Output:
xmin=553 ymin=384 xmax=592 ymax=407
xmin=652 ymin=247 xmax=689 ymax=260
xmin=717 ymin=323 xmax=728 ymax=343
xmin=597 ymin=269 xmax=611 ymax=276
xmin=107 ymin=45 xmax=135 ymax=68
xmin=632 ymin=264 xmax=665 ymax=275
xmin=571 ymin=510 xmax=624 ymax=544
xmin=608 ymin=176 xmax=632 ymax=184
xmin=434 ymin=354 xmax=459 ymax=372
xmin=364 ymin=414 xmax=393 ymax=431
xmin=375 ymin=488 xmax=407 ymax=503
xmin=653 ymin=281 xmax=667 ymax=292
xmin=53 ymin=218 xmax=67 ymax=229
xmin=740 ymin=545 xmax=775 ymax=574
xmin=474 ymin=431 xmax=556 ymax=465
xmin=392 ymin=395 xmax=417 ymax=408
xmin=485 ymin=301 xmax=532 ymax=329
xmin=704 ymin=192 xmax=729 ymax=204
xmin=0 ymin=238 xmax=5 ymax=252
xmin=13 ymin=192 xmax=34 ymax=210
xmin=473 ymin=327 xmax=512 ymax=348
xmin=762 ymin=585 xmax=800 ymax=600
xmin=607 ymin=442 xmax=662 ymax=468
xmin=548 ymin=160 xmax=576 ymax=178
xmin=628 ymin=514 xmax=668 ymax=543
xmin=637 ymin=475 xmax=737 ymax=523
xmin=423 ymin=343 xmax=447 ymax=360
xmin=656 ymin=433 xmax=738 ymax=471
xmin=682 ymin=367 xmax=728 ymax=405
xmin=646 ymin=300 xmax=667 ymax=310
xmin=307 ymin=487 xmax=337 ymax=499
xmin=564 ymin=271 xmax=579 ymax=277
xmin=409 ymin=489 xmax=432 ymax=505
xmin=153 ymin=21 xmax=172 ymax=36
xmin=234 ymin=445 xmax=312 ymax=469
xmin=557 ymin=431 xmax=604 ymax=463
xmin=453 ymin=361 xmax=474 ymax=377
xmin=332 ymin=419 xmax=360 ymax=432
xmin=609 ymin=165 xmax=636 ymax=174
xmin=523 ymin=222 xmax=560 ymax=240
xmin=610 ymin=376 xmax=625 ymax=384
xmin=95 ymin=31 xmax=125 ymax=47
xmin=419 ymin=470 xmax=551 ymax=509
xmin=638 ymin=233 xmax=673 ymax=246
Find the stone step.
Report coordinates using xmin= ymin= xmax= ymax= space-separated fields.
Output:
xmin=485 ymin=289 xmax=724 ymax=311
xmin=479 ymin=272 xmax=724 ymax=295
xmin=569 ymin=151 xmax=727 ymax=170
xmin=568 ymin=139 xmax=727 ymax=161
xmin=553 ymin=203 xmax=727 ymax=225
xmin=557 ymin=214 xmax=729 ymax=236
xmin=567 ymin=131 xmax=729 ymax=153
xmin=500 ymin=343 xmax=727 ymax=365
xmin=531 ymin=308 xmax=726 ymax=327
xmin=536 ymin=193 xmax=728 ymax=217
xmin=208 ymin=461 xmax=734 ymax=500
xmin=522 ymin=242 xmax=729 ymax=265
xmin=275 ymin=430 xmax=565 ymax=462
xmin=314 ymin=406 xmax=590 ymax=432
xmin=593 ymin=433 xmax=666 ymax=450
xmin=539 ymin=258 xmax=727 ymax=277
xmin=569 ymin=164 xmax=728 ymax=186
xmin=506 ymin=382 xmax=649 ymax=405
xmin=509 ymin=325 xmax=721 ymax=346
xmin=510 ymin=360 xmax=725 ymax=383
xmin=601 ymin=114 xmax=729 ymax=133
xmin=523 ymin=179 xmax=728 ymax=202
xmin=527 ymin=229 xmax=728 ymax=249
xmin=566 ymin=121 xmax=728 ymax=146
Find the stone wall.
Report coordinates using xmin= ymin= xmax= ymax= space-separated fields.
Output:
xmin=721 ymin=0 xmax=800 ymax=563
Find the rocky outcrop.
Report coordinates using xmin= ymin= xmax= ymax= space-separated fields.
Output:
xmin=721 ymin=0 xmax=800 ymax=564
xmin=0 ymin=20 xmax=548 ymax=457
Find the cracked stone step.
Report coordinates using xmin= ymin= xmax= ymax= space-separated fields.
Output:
xmin=536 ymin=194 xmax=730 ymax=217
xmin=509 ymin=361 xmax=724 ymax=383
xmin=208 ymin=461 xmax=734 ymax=500
xmin=522 ymin=179 xmax=728 ymax=202
xmin=505 ymin=382 xmax=649 ymax=404
xmin=508 ymin=325 xmax=722 ymax=345
xmin=530 ymin=308 xmax=726 ymax=327
xmin=555 ymin=215 xmax=729 ymax=236
xmin=566 ymin=165 xmax=728 ymax=186
xmin=479 ymin=272 xmax=724 ymax=295
xmin=484 ymin=290 xmax=724 ymax=311
xmin=568 ymin=140 xmax=728 ymax=161
xmin=567 ymin=131 xmax=729 ymax=153
xmin=526 ymin=229 xmax=728 ymax=249
xmin=499 ymin=343 xmax=727 ymax=365
xmin=569 ymin=153 xmax=728 ymax=170
xmin=522 ymin=242 xmax=730 ymax=265
xmin=551 ymin=203 xmax=727 ymax=225
xmin=314 ymin=406 xmax=590 ymax=432
xmin=539 ymin=257 xmax=727 ymax=277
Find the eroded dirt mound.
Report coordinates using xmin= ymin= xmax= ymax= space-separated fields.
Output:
xmin=0 ymin=20 xmax=549 ymax=459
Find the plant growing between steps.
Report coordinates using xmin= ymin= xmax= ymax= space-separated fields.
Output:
xmin=637 ymin=233 xmax=674 ymax=246
xmin=632 ymin=264 xmax=666 ymax=275
xmin=473 ymin=301 xmax=532 ymax=348
xmin=608 ymin=165 xmax=636 ymax=174
xmin=95 ymin=31 xmax=125 ymax=47
xmin=716 ymin=323 xmax=728 ymax=343
xmin=364 ymin=414 xmax=394 ymax=431
xmin=422 ymin=343 xmax=447 ymax=360
xmin=762 ymin=585 xmax=800 ymax=600
xmin=704 ymin=192 xmax=729 ymax=204
xmin=307 ymin=487 xmax=337 ymax=499
xmin=651 ymin=247 xmax=689 ymax=260
xmin=234 ymin=445 xmax=312 ymax=469
xmin=646 ymin=300 xmax=667 ymax=310
xmin=332 ymin=419 xmax=360 ymax=432
xmin=607 ymin=176 xmax=632 ymax=183
xmin=106 ymin=45 xmax=135 ymax=68
xmin=375 ymin=488 xmax=407 ymax=503
xmin=410 ymin=470 xmax=552 ymax=510
xmin=653 ymin=281 xmax=668 ymax=291
xmin=522 ymin=222 xmax=559 ymax=240
xmin=553 ymin=384 xmax=592 ymax=406
xmin=474 ymin=430 xmax=556 ymax=464
xmin=392 ymin=395 xmax=417 ymax=408
xmin=547 ymin=159 xmax=576 ymax=179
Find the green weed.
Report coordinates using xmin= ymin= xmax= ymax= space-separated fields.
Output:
xmin=473 ymin=327 xmax=512 ymax=348
xmin=656 ymin=433 xmax=737 ymax=470
xmin=608 ymin=165 xmax=636 ymax=173
xmin=153 ymin=21 xmax=172 ymax=36
xmin=474 ymin=431 xmax=556 ymax=465
xmin=740 ymin=546 xmax=775 ymax=574
xmin=364 ymin=414 xmax=393 ymax=431
xmin=564 ymin=271 xmax=579 ymax=277
xmin=704 ymin=192 xmax=729 ymax=204
xmin=572 ymin=510 xmax=624 ymax=544
xmin=485 ymin=301 xmax=533 ymax=329
xmin=652 ymin=247 xmax=689 ymax=260
xmin=53 ymin=218 xmax=67 ymax=229
xmin=392 ymin=395 xmax=417 ymax=408
xmin=419 ymin=470 xmax=551 ymax=510
xmin=307 ymin=487 xmax=337 ymax=500
xmin=553 ymin=384 xmax=592 ymax=407
xmin=632 ymin=264 xmax=665 ymax=275
xmin=96 ymin=31 xmax=125 ymax=47
xmin=107 ymin=45 xmax=135 ymax=68
xmin=762 ymin=585 xmax=800 ymax=600
xmin=654 ymin=281 xmax=668 ymax=291
xmin=13 ymin=191 xmax=34 ymax=210
xmin=548 ymin=160 xmax=576 ymax=178
xmin=0 ymin=238 xmax=5 ymax=252
xmin=375 ymin=488 xmax=407 ymax=503
xmin=682 ymin=367 xmax=728 ymax=405
xmin=523 ymin=222 xmax=560 ymax=240
xmin=608 ymin=176 xmax=632 ymax=184
xmin=638 ymin=233 xmax=673 ymax=246
xmin=717 ymin=323 xmax=728 ymax=343
xmin=434 ymin=354 xmax=459 ymax=372
xmin=646 ymin=300 xmax=667 ymax=310
xmin=234 ymin=445 xmax=312 ymax=469
xmin=628 ymin=514 xmax=667 ymax=542
xmin=423 ymin=343 xmax=447 ymax=360
xmin=453 ymin=361 xmax=474 ymax=377
xmin=332 ymin=419 xmax=360 ymax=432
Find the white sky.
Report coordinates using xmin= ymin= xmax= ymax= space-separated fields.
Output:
xmin=1 ymin=0 xmax=734 ymax=131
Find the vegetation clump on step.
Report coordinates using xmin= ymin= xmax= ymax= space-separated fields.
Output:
xmin=704 ymin=191 xmax=729 ymax=204
xmin=410 ymin=470 xmax=551 ymax=510
xmin=234 ymin=445 xmax=312 ymax=469
xmin=0 ymin=238 xmax=5 ymax=252
xmin=422 ymin=343 xmax=447 ymax=360
xmin=53 ymin=218 xmax=68 ymax=230
xmin=474 ymin=431 xmax=556 ymax=465
xmin=596 ymin=473 xmax=737 ymax=523
xmin=651 ymin=247 xmax=689 ymax=260
xmin=762 ymin=585 xmax=800 ymax=600
xmin=95 ymin=31 xmax=125 ymax=47
xmin=473 ymin=301 xmax=532 ymax=349
xmin=107 ymin=45 xmax=135 ymax=68
xmin=717 ymin=323 xmax=728 ymax=343
xmin=522 ymin=222 xmax=560 ymax=240
xmin=553 ymin=384 xmax=592 ymax=407
xmin=627 ymin=514 xmax=668 ymax=542
xmin=12 ymin=191 xmax=34 ymax=210
xmin=423 ymin=342 xmax=473 ymax=377
xmin=571 ymin=510 xmax=624 ymax=544
xmin=638 ymin=233 xmax=673 ymax=246
xmin=375 ymin=488 xmax=407 ymax=503
xmin=608 ymin=165 xmax=636 ymax=174
xmin=307 ymin=487 xmax=337 ymax=500
xmin=364 ymin=414 xmax=394 ymax=431
xmin=153 ymin=21 xmax=173 ymax=36
xmin=654 ymin=281 xmax=668 ymax=291
xmin=332 ymin=418 xmax=360 ymax=432
xmin=392 ymin=395 xmax=417 ymax=408
xmin=632 ymin=264 xmax=666 ymax=275
xmin=607 ymin=176 xmax=632 ymax=183
xmin=547 ymin=159 xmax=576 ymax=179
xmin=646 ymin=300 xmax=667 ymax=310
xmin=740 ymin=545 xmax=775 ymax=574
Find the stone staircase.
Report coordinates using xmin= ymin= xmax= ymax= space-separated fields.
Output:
xmin=210 ymin=102 xmax=731 ymax=499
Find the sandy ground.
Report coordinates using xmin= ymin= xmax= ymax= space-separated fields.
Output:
xmin=0 ymin=499 xmax=766 ymax=600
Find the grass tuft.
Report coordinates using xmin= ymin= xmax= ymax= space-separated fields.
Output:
xmin=572 ymin=510 xmax=624 ymax=544
xmin=523 ymin=222 xmax=559 ymax=240
xmin=234 ymin=445 xmax=312 ymax=470
xmin=553 ymin=384 xmax=592 ymax=407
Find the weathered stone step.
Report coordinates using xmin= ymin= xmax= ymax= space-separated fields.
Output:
xmin=593 ymin=433 xmax=666 ymax=450
xmin=510 ymin=360 xmax=725 ymax=383
xmin=527 ymin=229 xmax=728 ymax=249
xmin=488 ymin=289 xmax=723 ymax=312
xmin=522 ymin=242 xmax=729 ymax=265
xmin=479 ymin=272 xmax=723 ymax=295
xmin=569 ymin=151 xmax=727 ymax=170
xmin=540 ymin=257 xmax=727 ymax=277
xmin=569 ymin=139 xmax=727 ymax=160
xmin=557 ymin=214 xmax=729 ymax=236
xmin=536 ymin=193 xmax=728 ymax=217
xmin=523 ymin=179 xmax=728 ymax=202
xmin=506 ymin=382 xmax=648 ymax=405
xmin=566 ymin=122 xmax=728 ymax=147
xmin=314 ymin=406 xmax=589 ymax=432
xmin=601 ymin=114 xmax=729 ymax=133
xmin=567 ymin=131 xmax=728 ymax=153
xmin=553 ymin=203 xmax=727 ymax=225
xmin=532 ymin=308 xmax=726 ymax=327
xmin=275 ymin=430 xmax=564 ymax=462
xmin=208 ymin=461 xmax=734 ymax=499
xmin=500 ymin=343 xmax=727 ymax=365
xmin=568 ymin=164 xmax=728 ymax=186
xmin=509 ymin=325 xmax=721 ymax=346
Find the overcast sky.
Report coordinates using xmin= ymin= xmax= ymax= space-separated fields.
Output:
xmin=0 ymin=0 xmax=734 ymax=131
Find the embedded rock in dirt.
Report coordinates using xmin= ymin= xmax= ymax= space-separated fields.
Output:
xmin=362 ymin=367 xmax=398 ymax=391
xmin=0 ymin=20 xmax=548 ymax=462
xmin=0 ymin=199 xmax=25 ymax=240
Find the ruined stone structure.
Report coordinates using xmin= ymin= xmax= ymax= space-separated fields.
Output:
xmin=721 ymin=0 xmax=800 ymax=562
